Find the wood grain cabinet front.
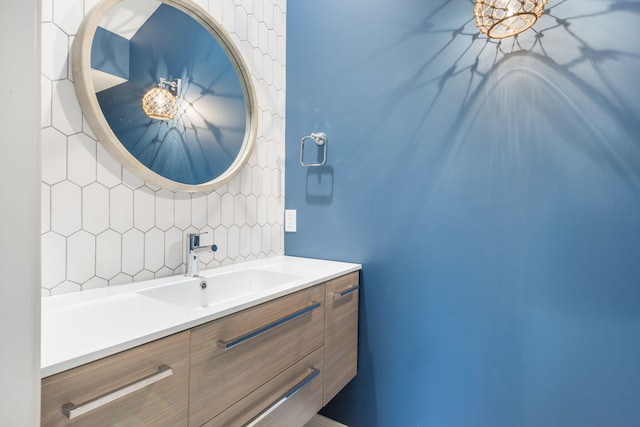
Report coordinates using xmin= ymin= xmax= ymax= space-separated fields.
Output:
xmin=41 ymin=331 xmax=190 ymax=427
xmin=204 ymin=347 xmax=324 ymax=427
xmin=41 ymin=271 xmax=360 ymax=427
xmin=188 ymin=284 xmax=325 ymax=426
xmin=323 ymin=272 xmax=359 ymax=405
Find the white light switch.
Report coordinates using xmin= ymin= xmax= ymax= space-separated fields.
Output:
xmin=284 ymin=209 xmax=297 ymax=232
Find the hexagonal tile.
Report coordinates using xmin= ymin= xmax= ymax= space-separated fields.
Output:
xmin=262 ymin=55 xmax=273 ymax=83
xmin=41 ymin=232 xmax=66 ymax=289
xmin=122 ymin=229 xmax=144 ymax=275
xmin=227 ymin=174 xmax=241 ymax=195
xmin=234 ymin=194 xmax=247 ymax=226
xmin=268 ymin=83 xmax=278 ymax=114
xmin=110 ymin=184 xmax=133 ymax=232
xmin=251 ymin=165 xmax=263 ymax=195
xmin=190 ymin=0 xmax=208 ymax=11
xmin=214 ymin=227 xmax=229 ymax=260
xmin=240 ymin=225 xmax=251 ymax=257
xmin=227 ymin=225 xmax=240 ymax=258
xmin=272 ymin=59 xmax=283 ymax=90
xmin=155 ymin=189 xmax=174 ymax=231
xmin=258 ymin=22 xmax=268 ymax=54
xmin=175 ymin=192 xmax=192 ymax=230
xmin=262 ymin=168 xmax=272 ymax=196
xmin=41 ymin=127 xmax=67 ymax=185
xmin=263 ymin=0 xmax=274 ymax=29
xmin=67 ymin=133 xmax=96 ymax=186
xmin=207 ymin=192 xmax=221 ymax=227
xmin=257 ymin=79 xmax=269 ymax=111
xmin=246 ymin=194 xmax=257 ymax=226
xmin=165 ymin=227 xmax=183 ymax=269
xmin=122 ymin=168 xmax=145 ymax=190
xmin=51 ymin=281 xmax=82 ymax=296
xmin=144 ymin=228 xmax=165 ymax=272
xmin=96 ymin=230 xmax=121 ymax=280
xmin=235 ymin=6 xmax=248 ymax=40
xmin=252 ymin=48 xmax=264 ymax=79
xmin=221 ymin=193 xmax=234 ymax=227
xmin=267 ymin=195 xmax=278 ymax=225
xmin=251 ymin=224 xmax=262 ymax=256
xmin=134 ymin=270 xmax=154 ymax=282
xmin=247 ymin=15 xmax=258 ymax=48
xmin=134 ymin=186 xmax=155 ymax=232
xmin=96 ymin=143 xmax=122 ymax=188
xmin=83 ymin=182 xmax=109 ymax=234
xmin=82 ymin=276 xmax=108 ymax=291
xmin=254 ymin=0 xmax=264 ymax=21
xmin=273 ymin=6 xmax=283 ymax=35
xmin=192 ymin=193 xmax=207 ymax=229
xmin=241 ymin=40 xmax=253 ymax=69
xmin=52 ymin=79 xmax=82 ymax=136
xmin=51 ymin=181 xmax=81 ymax=236
xmin=67 ymin=230 xmax=95 ymax=283
xmin=277 ymin=89 xmax=286 ymax=118
xmin=222 ymin=0 xmax=236 ymax=33
xmin=53 ymin=0 xmax=83 ymax=35
xmin=261 ymin=111 xmax=273 ymax=141
xmin=41 ymin=23 xmax=68 ymax=81
xmin=155 ymin=267 xmax=174 ymax=279
xmin=262 ymin=223 xmax=272 ymax=254
xmin=239 ymin=165 xmax=252 ymax=195
xmin=271 ymin=166 xmax=281 ymax=198
xmin=257 ymin=195 xmax=267 ymax=225
xmin=272 ymin=223 xmax=282 ymax=253
xmin=110 ymin=273 xmax=133 ymax=286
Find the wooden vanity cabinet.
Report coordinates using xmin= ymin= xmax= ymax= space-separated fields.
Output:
xmin=41 ymin=331 xmax=190 ymax=427
xmin=205 ymin=347 xmax=324 ymax=426
xmin=41 ymin=270 xmax=360 ymax=427
xmin=323 ymin=272 xmax=359 ymax=405
xmin=188 ymin=284 xmax=325 ymax=426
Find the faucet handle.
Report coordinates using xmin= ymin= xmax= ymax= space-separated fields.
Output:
xmin=188 ymin=231 xmax=209 ymax=248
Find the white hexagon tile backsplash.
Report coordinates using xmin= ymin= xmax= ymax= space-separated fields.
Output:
xmin=40 ymin=0 xmax=287 ymax=296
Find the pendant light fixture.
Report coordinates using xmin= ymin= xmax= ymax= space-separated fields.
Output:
xmin=474 ymin=0 xmax=548 ymax=39
xmin=142 ymin=78 xmax=181 ymax=121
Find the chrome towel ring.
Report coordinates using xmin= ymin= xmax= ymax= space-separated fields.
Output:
xmin=300 ymin=132 xmax=328 ymax=167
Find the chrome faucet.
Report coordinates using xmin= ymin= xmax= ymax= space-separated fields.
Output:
xmin=186 ymin=232 xmax=217 ymax=277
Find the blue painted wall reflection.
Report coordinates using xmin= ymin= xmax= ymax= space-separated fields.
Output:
xmin=92 ymin=3 xmax=246 ymax=185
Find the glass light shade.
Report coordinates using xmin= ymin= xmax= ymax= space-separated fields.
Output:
xmin=142 ymin=87 xmax=178 ymax=120
xmin=474 ymin=0 xmax=547 ymax=39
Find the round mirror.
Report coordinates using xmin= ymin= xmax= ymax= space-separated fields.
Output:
xmin=73 ymin=0 xmax=258 ymax=192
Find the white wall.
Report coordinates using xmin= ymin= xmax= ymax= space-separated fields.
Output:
xmin=0 ymin=0 xmax=41 ymax=425
xmin=41 ymin=0 xmax=287 ymax=296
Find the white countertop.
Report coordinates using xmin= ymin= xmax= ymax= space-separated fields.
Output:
xmin=41 ymin=256 xmax=361 ymax=378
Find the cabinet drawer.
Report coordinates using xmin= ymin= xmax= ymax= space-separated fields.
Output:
xmin=204 ymin=347 xmax=324 ymax=427
xmin=189 ymin=285 xmax=325 ymax=426
xmin=41 ymin=331 xmax=190 ymax=427
xmin=323 ymin=272 xmax=359 ymax=405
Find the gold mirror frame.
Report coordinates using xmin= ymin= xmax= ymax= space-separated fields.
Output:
xmin=72 ymin=0 xmax=258 ymax=192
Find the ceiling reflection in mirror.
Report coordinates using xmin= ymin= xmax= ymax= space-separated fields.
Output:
xmin=78 ymin=0 xmax=255 ymax=189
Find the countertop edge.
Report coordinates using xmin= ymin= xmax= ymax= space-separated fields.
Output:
xmin=41 ymin=256 xmax=361 ymax=378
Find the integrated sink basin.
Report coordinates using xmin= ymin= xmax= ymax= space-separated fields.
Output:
xmin=137 ymin=269 xmax=302 ymax=310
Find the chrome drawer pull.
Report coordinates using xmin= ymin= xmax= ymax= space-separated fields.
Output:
xmin=244 ymin=368 xmax=320 ymax=427
xmin=61 ymin=364 xmax=173 ymax=419
xmin=334 ymin=285 xmax=359 ymax=299
xmin=218 ymin=302 xmax=322 ymax=350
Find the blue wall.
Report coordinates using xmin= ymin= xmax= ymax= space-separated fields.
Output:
xmin=285 ymin=1 xmax=640 ymax=426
